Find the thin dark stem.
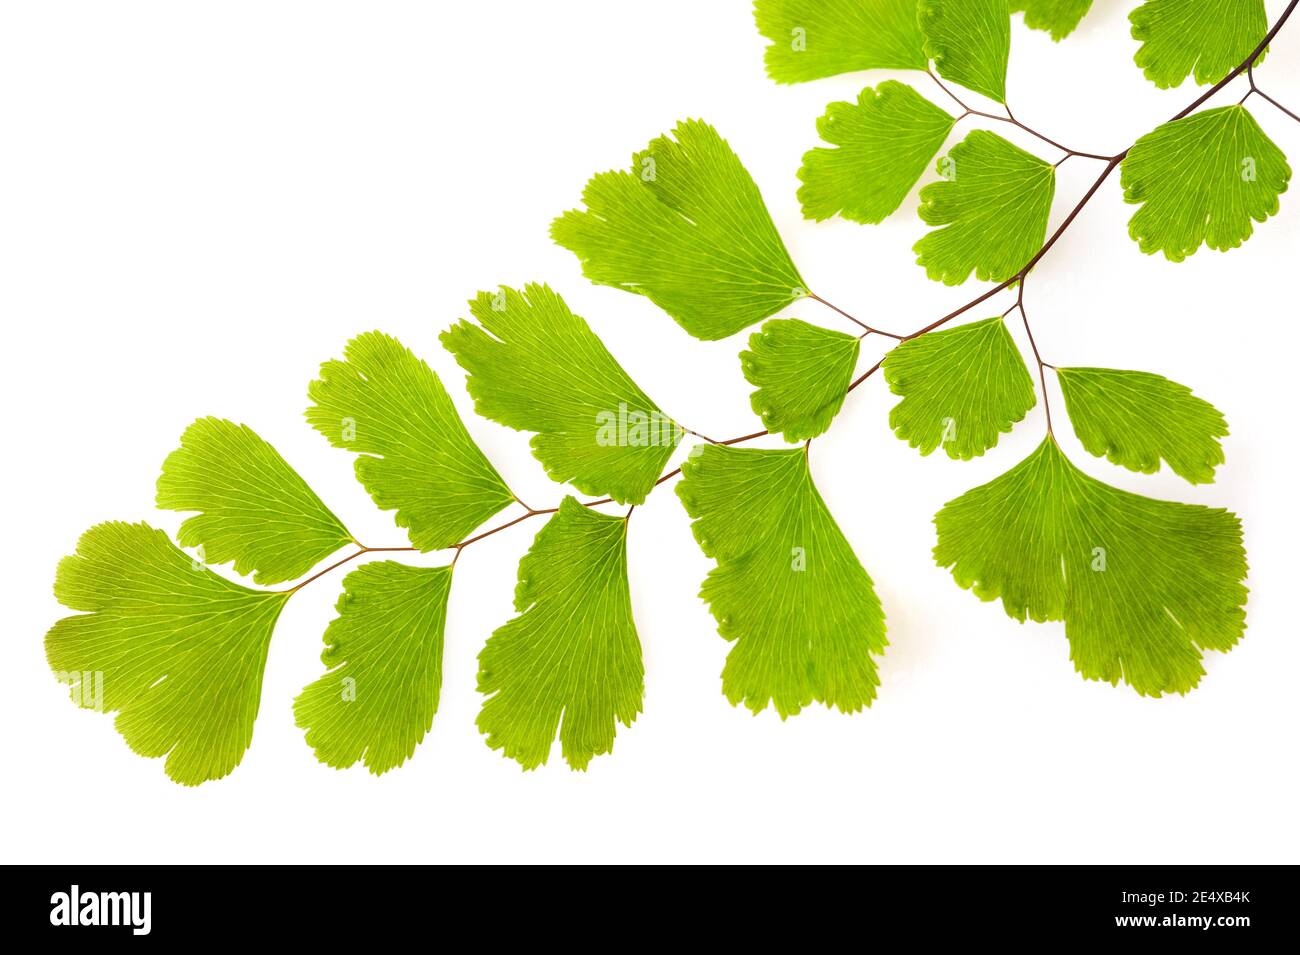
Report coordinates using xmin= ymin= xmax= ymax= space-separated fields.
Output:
xmin=927 ymin=69 xmax=1112 ymax=161
xmin=1012 ymin=283 xmax=1053 ymax=435
xmin=807 ymin=292 xmax=903 ymax=339
xmin=847 ymin=357 xmax=884 ymax=393
xmin=280 ymin=544 xmax=417 ymax=594
xmin=1245 ymin=63 xmax=1300 ymax=123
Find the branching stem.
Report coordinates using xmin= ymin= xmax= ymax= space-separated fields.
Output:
xmin=278 ymin=1 xmax=1300 ymax=597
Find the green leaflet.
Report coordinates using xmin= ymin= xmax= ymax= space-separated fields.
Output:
xmin=883 ymin=316 xmax=1035 ymax=459
xmin=307 ymin=331 xmax=515 ymax=551
xmin=1121 ymin=105 xmax=1290 ymax=263
xmin=934 ymin=438 xmax=1248 ymax=696
xmin=1057 ymin=367 xmax=1228 ymax=484
xmin=551 ymin=119 xmax=805 ymax=341
xmin=799 ymin=81 xmax=956 ymax=224
xmin=919 ymin=0 xmax=1011 ymax=104
xmin=742 ymin=319 xmax=860 ymax=442
xmin=677 ymin=445 xmax=887 ymax=717
xmin=477 ymin=498 xmax=643 ymax=771
xmin=295 ymin=561 xmax=452 ymax=775
xmin=1012 ymin=0 xmax=1093 ymax=41
xmin=46 ymin=521 xmax=290 ymax=785
xmin=754 ymin=0 xmax=927 ymax=84
xmin=1130 ymin=0 xmax=1267 ymax=89
xmin=157 ymin=417 xmax=352 ymax=585
xmin=441 ymin=283 xmax=681 ymax=505
xmin=914 ymin=130 xmax=1055 ymax=285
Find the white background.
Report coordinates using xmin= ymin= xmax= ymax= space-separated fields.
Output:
xmin=2 ymin=1 xmax=1297 ymax=864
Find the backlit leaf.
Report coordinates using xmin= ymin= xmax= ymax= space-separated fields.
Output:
xmin=1057 ymin=366 xmax=1228 ymax=484
xmin=741 ymin=319 xmax=861 ymax=441
xmin=934 ymin=438 xmax=1248 ymax=695
xmin=157 ymin=417 xmax=352 ymax=585
xmin=552 ymin=119 xmax=805 ymax=341
xmin=441 ymin=283 xmax=681 ymax=504
xmin=678 ymin=444 xmax=887 ymax=716
xmin=799 ymin=81 xmax=956 ymax=224
xmin=307 ymin=332 xmax=515 ymax=550
xmin=1121 ymin=105 xmax=1290 ymax=262
xmin=914 ymin=130 xmax=1056 ymax=285
xmin=46 ymin=521 xmax=290 ymax=785
xmin=883 ymin=315 xmax=1035 ymax=459
xmin=294 ymin=561 xmax=453 ymax=775
xmin=477 ymin=499 xmax=643 ymax=770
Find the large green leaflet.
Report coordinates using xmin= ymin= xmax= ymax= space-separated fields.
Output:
xmin=157 ymin=417 xmax=352 ymax=585
xmin=307 ymin=331 xmax=515 ymax=550
xmin=883 ymin=316 xmax=1035 ymax=459
xmin=742 ymin=319 xmax=861 ymax=442
xmin=919 ymin=0 xmax=1011 ymax=104
xmin=1130 ymin=0 xmax=1267 ymax=89
xmin=754 ymin=0 xmax=927 ymax=83
xmin=477 ymin=498 xmax=643 ymax=770
xmin=1121 ymin=105 xmax=1290 ymax=263
xmin=1057 ymin=367 xmax=1228 ymax=485
xmin=441 ymin=283 xmax=680 ymax=504
xmin=914 ymin=130 xmax=1056 ymax=285
xmin=295 ymin=561 xmax=453 ymax=775
xmin=46 ymin=522 xmax=290 ymax=785
xmin=934 ymin=438 xmax=1247 ymax=696
xmin=1012 ymin=0 xmax=1093 ymax=41
xmin=678 ymin=445 xmax=887 ymax=717
xmin=799 ymin=81 xmax=957 ymax=224
xmin=552 ymin=119 xmax=805 ymax=341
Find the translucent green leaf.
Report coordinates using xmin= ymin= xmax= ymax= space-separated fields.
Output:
xmin=156 ymin=417 xmax=352 ymax=585
xmin=883 ymin=316 xmax=1035 ymax=459
xmin=294 ymin=561 xmax=452 ymax=775
xmin=552 ymin=119 xmax=805 ymax=341
xmin=1130 ymin=0 xmax=1267 ymax=89
xmin=477 ymin=498 xmax=643 ymax=771
xmin=677 ymin=445 xmax=887 ymax=717
xmin=914 ymin=130 xmax=1056 ymax=285
xmin=799 ymin=81 xmax=956 ymax=224
xmin=1121 ymin=105 xmax=1290 ymax=263
xmin=741 ymin=319 xmax=860 ymax=442
xmin=46 ymin=521 xmax=290 ymax=785
xmin=1057 ymin=367 xmax=1228 ymax=484
xmin=754 ymin=0 xmax=927 ymax=84
xmin=919 ymin=0 xmax=1011 ymax=103
xmin=1012 ymin=0 xmax=1093 ymax=41
xmin=934 ymin=438 xmax=1247 ymax=696
xmin=441 ymin=283 xmax=681 ymax=504
xmin=307 ymin=332 xmax=515 ymax=551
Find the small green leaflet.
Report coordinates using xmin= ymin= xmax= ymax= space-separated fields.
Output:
xmin=156 ymin=417 xmax=352 ymax=585
xmin=1130 ymin=0 xmax=1267 ymax=89
xmin=753 ymin=0 xmax=927 ymax=84
xmin=883 ymin=316 xmax=1035 ymax=459
xmin=742 ymin=319 xmax=861 ymax=442
xmin=1057 ymin=367 xmax=1228 ymax=484
xmin=307 ymin=332 xmax=515 ymax=550
xmin=934 ymin=438 xmax=1247 ymax=696
xmin=799 ymin=81 xmax=956 ymax=224
xmin=441 ymin=283 xmax=681 ymax=505
xmin=477 ymin=498 xmax=643 ymax=770
xmin=919 ymin=0 xmax=1011 ymax=104
xmin=295 ymin=561 xmax=452 ymax=775
xmin=678 ymin=445 xmax=887 ymax=717
xmin=1121 ymin=105 xmax=1290 ymax=263
xmin=1012 ymin=0 xmax=1093 ymax=41
xmin=915 ymin=131 xmax=1055 ymax=284
xmin=552 ymin=119 xmax=805 ymax=341
xmin=46 ymin=522 xmax=290 ymax=785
